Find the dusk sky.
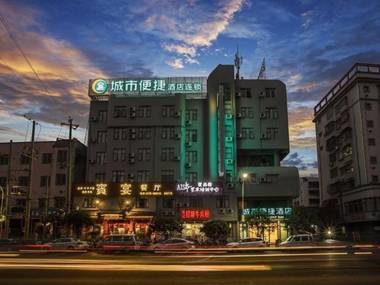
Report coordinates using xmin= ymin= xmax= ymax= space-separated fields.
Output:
xmin=0 ymin=0 xmax=380 ymax=176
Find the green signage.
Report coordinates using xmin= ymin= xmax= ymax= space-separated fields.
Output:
xmin=243 ymin=207 xmax=292 ymax=217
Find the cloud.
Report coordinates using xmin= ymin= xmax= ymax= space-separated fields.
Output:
xmin=288 ymin=106 xmax=316 ymax=149
xmin=165 ymin=58 xmax=184 ymax=69
xmin=162 ymin=43 xmax=197 ymax=58
xmin=282 ymin=152 xmax=318 ymax=172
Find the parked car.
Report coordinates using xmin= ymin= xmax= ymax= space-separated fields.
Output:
xmin=279 ymin=234 xmax=317 ymax=247
xmin=48 ymin=238 xmax=89 ymax=250
xmin=97 ymin=234 xmax=137 ymax=253
xmin=227 ymin=237 xmax=267 ymax=248
xmin=153 ymin=238 xmax=195 ymax=250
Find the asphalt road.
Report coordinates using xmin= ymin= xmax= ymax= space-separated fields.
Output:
xmin=1 ymin=251 xmax=380 ymax=285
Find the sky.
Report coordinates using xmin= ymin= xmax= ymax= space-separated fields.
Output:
xmin=0 ymin=0 xmax=379 ymax=176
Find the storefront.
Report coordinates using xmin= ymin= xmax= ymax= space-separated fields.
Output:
xmin=100 ymin=212 xmax=153 ymax=236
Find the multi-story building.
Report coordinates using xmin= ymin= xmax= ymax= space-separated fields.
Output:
xmin=0 ymin=139 xmax=87 ymax=237
xmin=314 ymin=63 xmax=380 ymax=240
xmin=74 ymin=64 xmax=299 ymax=241
xmin=293 ymin=177 xmax=320 ymax=207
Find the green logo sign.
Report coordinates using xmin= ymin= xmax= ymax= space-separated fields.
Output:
xmin=92 ymin=79 xmax=108 ymax=94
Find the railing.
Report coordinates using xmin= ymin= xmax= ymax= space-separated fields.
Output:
xmin=314 ymin=63 xmax=380 ymax=115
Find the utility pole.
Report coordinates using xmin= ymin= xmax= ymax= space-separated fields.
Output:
xmin=4 ymin=140 xmax=12 ymax=238
xmin=24 ymin=120 xmax=36 ymax=240
xmin=61 ymin=117 xmax=79 ymax=214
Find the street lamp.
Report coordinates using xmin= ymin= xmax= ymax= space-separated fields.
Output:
xmin=241 ymin=173 xmax=248 ymax=239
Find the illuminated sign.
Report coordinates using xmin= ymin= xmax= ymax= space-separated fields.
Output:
xmin=176 ymin=182 xmax=221 ymax=194
xmin=89 ymin=77 xmax=206 ymax=98
xmin=242 ymin=207 xmax=292 ymax=217
xmin=180 ymin=209 xmax=211 ymax=220
xmin=75 ymin=182 xmax=173 ymax=197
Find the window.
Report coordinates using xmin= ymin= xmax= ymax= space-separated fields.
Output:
xmin=241 ymin=128 xmax=254 ymax=139
xmin=372 ymin=175 xmax=379 ymax=183
xmin=162 ymin=105 xmax=175 ymax=117
xmin=137 ymin=105 xmax=151 ymax=118
xmin=161 ymin=147 xmax=175 ymax=161
xmin=330 ymin=168 xmax=338 ymax=178
xmin=370 ymin=156 xmax=377 ymax=164
xmin=369 ymin=138 xmax=376 ymax=146
xmin=98 ymin=110 xmax=107 ymax=122
xmin=186 ymin=151 xmax=197 ymax=163
xmin=161 ymin=127 xmax=176 ymax=139
xmin=241 ymin=107 xmax=253 ymax=118
xmin=57 ymin=150 xmax=67 ymax=163
xmin=20 ymin=153 xmax=30 ymax=164
xmin=264 ymin=107 xmax=278 ymax=119
xmin=113 ymin=128 xmax=121 ymax=140
xmin=136 ymin=198 xmax=148 ymax=208
xmin=95 ymin=173 xmax=106 ymax=182
xmin=40 ymin=176 xmax=50 ymax=187
xmin=185 ymin=109 xmax=198 ymax=121
xmin=96 ymin=152 xmax=106 ymax=165
xmin=54 ymin=197 xmax=65 ymax=208
xmin=38 ymin=198 xmax=47 ymax=209
xmin=137 ymin=148 xmax=151 ymax=161
xmin=186 ymin=129 xmax=197 ymax=143
xmin=82 ymin=197 xmax=95 ymax=208
xmin=161 ymin=169 xmax=174 ymax=182
xmin=365 ymin=103 xmax=372 ymax=110
xmin=0 ymin=154 xmax=9 ymax=165
xmin=113 ymin=148 xmax=126 ymax=161
xmin=137 ymin=128 xmax=152 ymax=140
xmin=112 ymin=170 xmax=125 ymax=183
xmin=185 ymin=172 xmax=198 ymax=182
xmin=266 ymin=128 xmax=279 ymax=140
xmin=55 ymin=174 xmax=66 ymax=186
xmin=363 ymin=85 xmax=370 ymax=93
xmin=163 ymin=198 xmax=174 ymax=208
xmin=265 ymin=88 xmax=275 ymax=97
xmin=18 ymin=176 xmax=29 ymax=186
xmin=96 ymin=131 xmax=107 ymax=144
xmin=216 ymin=196 xmax=230 ymax=208
xmin=137 ymin=170 xmax=150 ymax=182
xmin=114 ymin=106 xmax=127 ymax=118
xmin=42 ymin=153 xmax=52 ymax=164
xmin=367 ymin=120 xmax=374 ymax=128
xmin=0 ymin=177 xmax=7 ymax=187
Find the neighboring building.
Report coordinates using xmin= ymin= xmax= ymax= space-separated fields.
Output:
xmin=0 ymin=139 xmax=87 ymax=237
xmin=74 ymin=64 xmax=299 ymax=242
xmin=293 ymin=177 xmax=320 ymax=207
xmin=314 ymin=63 xmax=380 ymax=240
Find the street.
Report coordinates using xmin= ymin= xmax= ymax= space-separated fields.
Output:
xmin=1 ymin=250 xmax=380 ymax=285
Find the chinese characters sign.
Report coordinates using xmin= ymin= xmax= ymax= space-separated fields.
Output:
xmin=180 ymin=209 xmax=211 ymax=220
xmin=75 ymin=183 xmax=173 ymax=197
xmin=242 ymin=207 xmax=292 ymax=217
xmin=89 ymin=77 xmax=206 ymax=98
xmin=176 ymin=182 xmax=221 ymax=194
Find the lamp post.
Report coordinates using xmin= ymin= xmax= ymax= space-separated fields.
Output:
xmin=0 ymin=186 xmax=5 ymax=237
xmin=241 ymin=173 xmax=248 ymax=239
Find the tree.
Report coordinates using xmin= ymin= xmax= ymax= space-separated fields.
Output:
xmin=201 ymin=220 xmax=230 ymax=245
xmin=246 ymin=212 xmax=272 ymax=239
xmin=64 ymin=211 xmax=93 ymax=238
xmin=149 ymin=216 xmax=183 ymax=240
xmin=284 ymin=207 xmax=320 ymax=234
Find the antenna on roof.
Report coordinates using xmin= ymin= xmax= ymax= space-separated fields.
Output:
xmin=258 ymin=57 xmax=266 ymax=79
xmin=234 ymin=45 xmax=243 ymax=80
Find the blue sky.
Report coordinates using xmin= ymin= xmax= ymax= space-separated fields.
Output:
xmin=0 ymin=0 xmax=380 ymax=176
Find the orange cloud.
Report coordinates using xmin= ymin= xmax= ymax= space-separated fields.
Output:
xmin=288 ymin=106 xmax=317 ymax=149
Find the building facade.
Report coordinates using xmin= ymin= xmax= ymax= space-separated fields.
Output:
xmin=293 ymin=177 xmax=320 ymax=207
xmin=74 ymin=64 xmax=299 ymax=242
xmin=0 ymin=139 xmax=87 ymax=238
xmin=314 ymin=63 xmax=380 ymax=240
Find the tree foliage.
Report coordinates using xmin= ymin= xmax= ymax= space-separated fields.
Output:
xmin=149 ymin=216 xmax=183 ymax=239
xmin=201 ymin=220 xmax=230 ymax=245
xmin=285 ymin=207 xmax=321 ymax=234
xmin=64 ymin=211 xmax=93 ymax=237
xmin=246 ymin=212 xmax=272 ymax=238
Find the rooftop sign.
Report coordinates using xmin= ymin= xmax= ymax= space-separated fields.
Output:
xmin=89 ymin=77 xmax=207 ymax=99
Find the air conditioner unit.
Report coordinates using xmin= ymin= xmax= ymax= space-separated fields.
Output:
xmin=261 ymin=133 xmax=267 ymax=140
xmin=185 ymin=162 xmax=192 ymax=168
xmin=90 ymin=138 xmax=97 ymax=143
xmin=260 ymin=177 xmax=267 ymax=183
xmin=236 ymin=113 xmax=242 ymax=118
xmin=225 ymin=136 xmax=233 ymax=142
xmin=91 ymin=116 xmax=98 ymax=122
xmin=185 ymin=142 xmax=192 ymax=147
xmin=130 ymin=107 xmax=136 ymax=111
xmin=226 ymin=159 xmax=233 ymax=164
xmin=129 ymin=128 xmax=136 ymax=134
xmin=129 ymin=158 xmax=135 ymax=164
xmin=130 ymin=134 xmax=136 ymax=140
xmin=227 ymin=209 xmax=234 ymax=214
xmin=129 ymin=153 xmax=135 ymax=158
xmin=130 ymin=113 xmax=136 ymax=118
xmin=185 ymin=120 xmax=192 ymax=126
xmin=225 ymin=114 xmax=233 ymax=119
xmin=227 ymin=183 xmax=234 ymax=189
xmin=235 ymin=92 xmax=241 ymax=97
xmin=128 ymin=173 xmax=135 ymax=178
xmin=175 ymin=134 xmax=181 ymax=140
xmin=218 ymin=208 xmax=226 ymax=214
xmin=173 ymin=156 xmax=180 ymax=161
xmin=260 ymin=113 xmax=266 ymax=119
xmin=237 ymin=133 xmax=243 ymax=139
xmin=183 ymin=203 xmax=190 ymax=207
xmin=174 ymin=111 xmax=180 ymax=117
xmin=259 ymin=91 xmax=265 ymax=98
xmin=176 ymin=202 xmax=182 ymax=208
xmin=89 ymin=159 xmax=96 ymax=164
